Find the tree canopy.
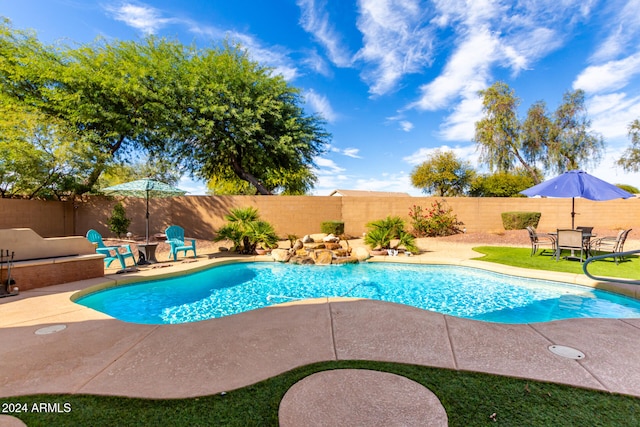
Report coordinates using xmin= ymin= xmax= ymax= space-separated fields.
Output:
xmin=616 ymin=119 xmax=640 ymax=172
xmin=474 ymin=81 xmax=604 ymax=184
xmin=410 ymin=150 xmax=475 ymax=196
xmin=0 ymin=19 xmax=329 ymax=198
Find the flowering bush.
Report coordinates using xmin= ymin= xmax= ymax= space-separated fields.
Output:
xmin=409 ymin=200 xmax=464 ymax=237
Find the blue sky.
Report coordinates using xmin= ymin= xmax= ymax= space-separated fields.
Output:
xmin=3 ymin=0 xmax=640 ymax=196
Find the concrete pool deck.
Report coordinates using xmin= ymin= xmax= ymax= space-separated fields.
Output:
xmin=1 ymin=241 xmax=640 ymax=421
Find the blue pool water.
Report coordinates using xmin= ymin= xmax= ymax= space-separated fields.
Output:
xmin=75 ymin=262 xmax=640 ymax=324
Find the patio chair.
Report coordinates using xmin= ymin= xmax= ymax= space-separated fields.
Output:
xmin=165 ymin=225 xmax=197 ymax=261
xmin=589 ymin=229 xmax=632 ymax=264
xmin=86 ymin=229 xmax=137 ymax=269
xmin=526 ymin=226 xmax=556 ymax=256
xmin=556 ymin=229 xmax=585 ymax=262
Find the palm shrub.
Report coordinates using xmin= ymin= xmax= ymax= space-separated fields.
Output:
xmin=364 ymin=216 xmax=418 ymax=253
xmin=214 ymin=207 xmax=278 ymax=254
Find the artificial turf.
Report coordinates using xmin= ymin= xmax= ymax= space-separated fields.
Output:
xmin=6 ymin=361 xmax=640 ymax=426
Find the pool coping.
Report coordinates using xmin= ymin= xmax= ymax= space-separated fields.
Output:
xmin=1 ymin=251 xmax=640 ymax=402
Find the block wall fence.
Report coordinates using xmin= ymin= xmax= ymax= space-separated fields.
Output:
xmin=1 ymin=195 xmax=638 ymax=239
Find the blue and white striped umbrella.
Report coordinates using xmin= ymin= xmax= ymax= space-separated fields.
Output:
xmin=102 ymin=178 xmax=187 ymax=243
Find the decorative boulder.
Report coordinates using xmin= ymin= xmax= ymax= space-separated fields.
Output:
xmin=271 ymin=249 xmax=292 ymax=263
xmin=353 ymin=247 xmax=371 ymax=261
xmin=323 ymin=234 xmax=340 ymax=243
xmin=290 ymin=255 xmax=315 ymax=265
xmin=302 ymin=235 xmax=314 ymax=243
xmin=310 ymin=233 xmax=328 ymax=242
xmin=324 ymin=242 xmax=341 ymax=250
xmin=312 ymin=250 xmax=334 ymax=265
xmin=290 ymin=239 xmax=304 ymax=252
xmin=304 ymin=243 xmax=325 ymax=250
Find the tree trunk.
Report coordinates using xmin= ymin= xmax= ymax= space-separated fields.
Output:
xmin=230 ymin=156 xmax=273 ymax=195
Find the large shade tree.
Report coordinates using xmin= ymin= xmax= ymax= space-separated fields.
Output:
xmin=0 ymin=19 xmax=329 ymax=198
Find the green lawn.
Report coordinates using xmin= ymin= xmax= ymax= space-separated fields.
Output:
xmin=8 ymin=361 xmax=640 ymax=427
xmin=472 ymin=246 xmax=638 ymax=279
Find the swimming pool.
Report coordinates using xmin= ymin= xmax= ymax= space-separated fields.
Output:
xmin=75 ymin=262 xmax=640 ymax=324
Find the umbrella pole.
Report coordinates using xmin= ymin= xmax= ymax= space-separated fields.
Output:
xmin=145 ymin=190 xmax=150 ymax=245
xmin=571 ymin=197 xmax=575 ymax=229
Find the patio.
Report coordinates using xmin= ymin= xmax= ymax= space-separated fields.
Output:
xmin=1 ymin=235 xmax=640 ymax=424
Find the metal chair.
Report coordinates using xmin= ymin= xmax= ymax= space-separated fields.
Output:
xmin=526 ymin=226 xmax=556 ymax=256
xmin=589 ymin=229 xmax=632 ymax=264
xmin=556 ymin=229 xmax=584 ymax=262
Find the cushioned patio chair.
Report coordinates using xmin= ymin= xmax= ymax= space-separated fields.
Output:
xmin=556 ymin=229 xmax=585 ymax=262
xmin=526 ymin=226 xmax=556 ymax=256
xmin=86 ymin=229 xmax=137 ymax=269
xmin=589 ymin=228 xmax=632 ymax=264
xmin=165 ymin=225 xmax=197 ymax=261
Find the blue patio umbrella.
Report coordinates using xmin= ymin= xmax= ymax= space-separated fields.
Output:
xmin=102 ymin=178 xmax=187 ymax=244
xmin=520 ymin=170 xmax=634 ymax=228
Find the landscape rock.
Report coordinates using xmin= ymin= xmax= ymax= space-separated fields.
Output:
xmin=309 ymin=233 xmax=328 ymax=242
xmin=353 ymin=247 xmax=371 ymax=261
xmin=323 ymin=234 xmax=340 ymax=243
xmin=302 ymin=235 xmax=314 ymax=243
xmin=271 ymin=249 xmax=292 ymax=262
xmin=290 ymin=255 xmax=315 ymax=265
xmin=312 ymin=250 xmax=334 ymax=265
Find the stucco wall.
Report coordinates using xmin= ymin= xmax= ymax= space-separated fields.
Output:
xmin=2 ymin=195 xmax=639 ymax=239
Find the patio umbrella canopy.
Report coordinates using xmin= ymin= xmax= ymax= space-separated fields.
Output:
xmin=520 ymin=170 xmax=633 ymax=228
xmin=102 ymin=178 xmax=187 ymax=244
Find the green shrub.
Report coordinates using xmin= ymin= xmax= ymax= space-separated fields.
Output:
xmin=107 ymin=202 xmax=131 ymax=238
xmin=409 ymin=200 xmax=464 ymax=237
xmin=501 ymin=211 xmax=541 ymax=230
xmin=321 ymin=220 xmax=344 ymax=235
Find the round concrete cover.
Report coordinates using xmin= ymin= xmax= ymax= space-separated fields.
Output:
xmin=279 ymin=369 xmax=447 ymax=426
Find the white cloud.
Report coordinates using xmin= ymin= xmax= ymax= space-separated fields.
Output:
xmin=590 ymin=0 xmax=640 ymax=61
xmin=105 ymin=2 xmax=174 ymax=34
xmin=399 ymin=121 xmax=414 ymax=132
xmin=314 ymin=157 xmax=346 ymax=174
xmin=438 ymin=93 xmax=484 ymax=141
xmin=296 ymin=0 xmax=353 ymax=67
xmin=304 ymin=89 xmax=338 ymax=123
xmin=403 ymin=144 xmax=478 ymax=167
xmin=573 ymin=53 xmax=640 ymax=94
xmin=342 ymin=148 xmax=361 ymax=158
xmin=355 ymin=0 xmax=436 ymax=96
xmin=588 ymin=93 xmax=640 ymax=140
xmin=410 ymin=27 xmax=496 ymax=111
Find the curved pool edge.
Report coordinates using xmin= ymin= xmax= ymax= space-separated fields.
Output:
xmin=70 ymin=253 xmax=640 ymax=306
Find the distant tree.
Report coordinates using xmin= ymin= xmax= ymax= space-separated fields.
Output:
xmin=548 ymin=89 xmax=604 ymax=172
xmin=469 ymin=170 xmax=537 ymax=197
xmin=410 ymin=150 xmax=475 ymax=196
xmin=616 ymin=119 xmax=640 ymax=172
xmin=616 ymin=183 xmax=639 ymax=194
xmin=474 ymin=81 xmax=605 ymax=183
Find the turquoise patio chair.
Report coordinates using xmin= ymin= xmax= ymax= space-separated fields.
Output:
xmin=86 ymin=229 xmax=137 ymax=270
xmin=165 ymin=225 xmax=197 ymax=261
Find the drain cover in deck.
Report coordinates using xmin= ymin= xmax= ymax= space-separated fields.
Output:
xmin=35 ymin=325 xmax=67 ymax=335
xmin=548 ymin=345 xmax=585 ymax=359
